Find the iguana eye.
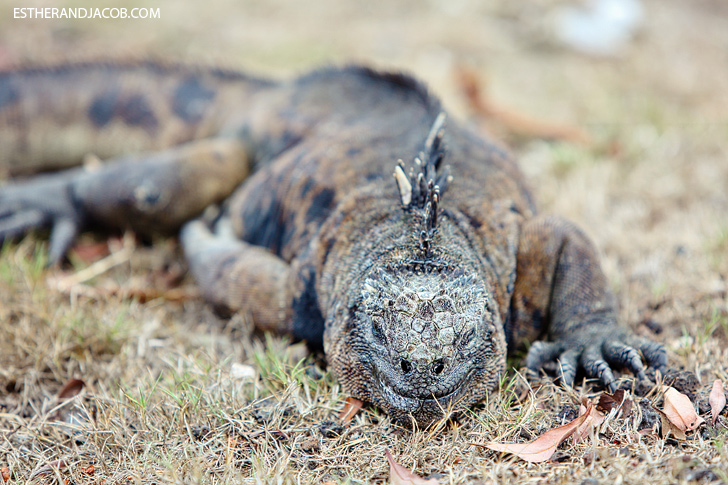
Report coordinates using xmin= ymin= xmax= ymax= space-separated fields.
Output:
xmin=431 ymin=358 xmax=445 ymax=375
xmin=460 ymin=326 xmax=476 ymax=347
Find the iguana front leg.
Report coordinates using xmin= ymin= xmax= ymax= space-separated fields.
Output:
xmin=0 ymin=137 xmax=249 ymax=263
xmin=510 ymin=215 xmax=667 ymax=390
xmin=180 ymin=219 xmax=293 ymax=334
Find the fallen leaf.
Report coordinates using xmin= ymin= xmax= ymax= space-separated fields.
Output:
xmin=709 ymin=380 xmax=726 ymax=426
xmin=597 ymin=389 xmax=632 ymax=419
xmin=596 ymin=391 xmax=618 ymax=413
xmin=52 ymin=238 xmax=133 ymax=292
xmin=1 ymin=466 xmax=10 ymax=482
xmin=575 ymin=399 xmax=605 ymax=443
xmin=385 ymin=449 xmax=439 ymax=485
xmin=57 ymin=379 xmax=85 ymax=399
xmin=82 ymin=464 xmax=95 ymax=476
xmin=29 ymin=459 xmax=68 ymax=480
xmin=662 ymin=386 xmax=705 ymax=432
xmin=70 ymin=240 xmax=110 ymax=263
xmin=659 ymin=410 xmax=686 ymax=440
xmin=515 ymin=385 xmax=530 ymax=404
xmin=339 ymin=397 xmax=363 ymax=423
xmin=619 ymin=393 xmax=633 ymax=419
xmin=474 ymin=403 xmax=592 ymax=463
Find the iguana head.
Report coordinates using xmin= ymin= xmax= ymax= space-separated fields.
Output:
xmin=352 ymin=264 xmax=506 ymax=427
xmin=323 ymin=113 xmax=507 ymax=426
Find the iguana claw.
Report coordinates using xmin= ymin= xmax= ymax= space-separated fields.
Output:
xmin=0 ymin=171 xmax=84 ymax=264
xmin=526 ymin=331 xmax=667 ymax=391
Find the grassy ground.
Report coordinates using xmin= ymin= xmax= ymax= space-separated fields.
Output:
xmin=1 ymin=0 xmax=727 ymax=483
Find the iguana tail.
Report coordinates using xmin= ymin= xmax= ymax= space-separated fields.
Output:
xmin=0 ymin=60 xmax=273 ymax=175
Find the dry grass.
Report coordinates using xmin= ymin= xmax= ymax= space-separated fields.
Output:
xmin=1 ymin=0 xmax=728 ymax=483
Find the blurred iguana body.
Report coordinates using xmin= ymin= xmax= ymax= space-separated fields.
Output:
xmin=0 ymin=61 xmax=665 ymax=426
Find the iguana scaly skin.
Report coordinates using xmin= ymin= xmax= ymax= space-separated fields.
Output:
xmin=0 ymin=61 xmax=667 ymax=426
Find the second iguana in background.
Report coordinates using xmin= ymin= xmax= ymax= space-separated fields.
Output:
xmin=0 ymin=61 xmax=666 ymax=426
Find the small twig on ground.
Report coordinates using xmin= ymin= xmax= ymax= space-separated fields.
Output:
xmin=455 ymin=65 xmax=591 ymax=145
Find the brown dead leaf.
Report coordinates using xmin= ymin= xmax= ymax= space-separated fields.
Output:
xmin=575 ymin=398 xmax=605 ymax=443
xmin=71 ymin=240 xmax=111 ymax=263
xmin=638 ymin=428 xmax=658 ymax=438
xmin=596 ymin=392 xmax=618 ymax=413
xmin=515 ymin=385 xmax=530 ymax=404
xmin=385 ymin=449 xmax=439 ymax=485
xmin=57 ymin=379 xmax=85 ymax=399
xmin=597 ymin=389 xmax=632 ymax=419
xmin=662 ymin=386 xmax=705 ymax=433
xmin=709 ymin=379 xmax=726 ymax=426
xmin=619 ymin=393 xmax=633 ymax=418
xmin=29 ymin=459 xmax=69 ymax=480
xmin=659 ymin=410 xmax=686 ymax=440
xmin=52 ymin=237 xmax=133 ymax=292
xmin=475 ymin=403 xmax=592 ymax=463
xmin=339 ymin=397 xmax=363 ymax=423
xmin=1 ymin=466 xmax=10 ymax=482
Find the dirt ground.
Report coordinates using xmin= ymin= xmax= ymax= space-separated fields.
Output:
xmin=1 ymin=0 xmax=727 ymax=483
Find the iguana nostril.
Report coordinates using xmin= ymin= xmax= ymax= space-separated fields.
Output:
xmin=400 ymin=359 xmax=412 ymax=374
xmin=432 ymin=359 xmax=445 ymax=375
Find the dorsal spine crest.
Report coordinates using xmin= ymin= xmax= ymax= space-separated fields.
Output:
xmin=393 ymin=112 xmax=453 ymax=255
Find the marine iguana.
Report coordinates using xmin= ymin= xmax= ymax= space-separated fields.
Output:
xmin=0 ymin=61 xmax=666 ymax=426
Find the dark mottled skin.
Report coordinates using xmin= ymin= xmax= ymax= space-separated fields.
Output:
xmin=0 ymin=61 xmax=667 ymax=427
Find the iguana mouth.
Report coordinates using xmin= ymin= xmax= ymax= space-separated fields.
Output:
xmin=374 ymin=367 xmax=475 ymax=419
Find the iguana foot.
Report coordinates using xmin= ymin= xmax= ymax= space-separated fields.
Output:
xmin=0 ymin=171 xmax=84 ymax=264
xmin=525 ymin=330 xmax=667 ymax=391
